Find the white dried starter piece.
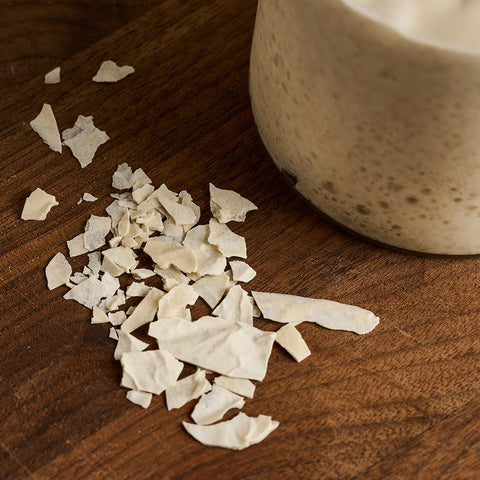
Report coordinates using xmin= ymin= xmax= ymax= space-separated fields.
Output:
xmin=191 ymin=384 xmax=245 ymax=425
xmin=252 ymin=291 xmax=380 ymax=335
xmin=21 ymin=188 xmax=59 ymax=221
xmin=183 ymin=413 xmax=278 ymax=450
xmin=214 ymin=376 xmax=256 ymax=399
xmin=209 ymin=183 xmax=257 ymax=223
xmin=30 ymin=104 xmax=62 ymax=153
xmin=275 ymin=323 xmax=311 ymax=362
xmin=165 ymin=369 xmax=211 ymax=410
xmin=126 ymin=390 xmax=152 ymax=409
xmin=44 ymin=66 xmax=60 ymax=84
xmin=93 ymin=60 xmax=135 ymax=82
xmin=45 ymin=252 xmax=72 ymax=289
xmin=62 ymin=115 xmax=109 ymax=168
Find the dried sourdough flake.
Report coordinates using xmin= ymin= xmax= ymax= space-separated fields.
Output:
xmin=208 ymin=219 xmax=247 ymax=258
xmin=30 ymin=103 xmax=62 ymax=153
xmin=144 ymin=239 xmax=197 ymax=273
xmin=67 ymin=233 xmax=87 ymax=257
xmin=126 ymin=390 xmax=152 ymax=409
xmin=21 ymin=188 xmax=59 ymax=221
xmin=126 ymin=281 xmax=150 ymax=298
xmin=83 ymin=193 xmax=97 ymax=202
xmin=102 ymin=246 xmax=137 ymax=274
xmin=212 ymin=285 xmax=253 ymax=325
xmin=62 ymin=115 xmax=109 ymax=168
xmin=275 ymin=323 xmax=311 ymax=362
xmin=209 ymin=183 xmax=257 ymax=223
xmin=69 ymin=272 xmax=88 ymax=284
xmin=154 ymin=266 xmax=189 ymax=292
xmin=214 ymin=376 xmax=256 ymax=399
xmin=92 ymin=60 xmax=135 ymax=83
xmin=44 ymin=66 xmax=60 ymax=84
xmin=45 ymin=252 xmax=72 ymax=289
xmin=91 ymin=305 xmax=109 ymax=324
xmin=183 ymin=413 xmax=278 ymax=450
xmin=229 ymin=261 xmax=256 ymax=283
xmin=252 ymin=291 xmax=379 ymax=335
xmin=132 ymin=183 xmax=155 ymax=204
xmin=121 ymin=287 xmax=164 ymax=333
xmin=84 ymin=215 xmax=111 ymax=251
xmin=192 ymin=272 xmax=231 ymax=309
xmin=87 ymin=252 xmax=102 ymax=275
xmin=108 ymin=310 xmax=127 ymax=326
xmin=120 ymin=349 xmax=183 ymax=395
xmin=63 ymin=275 xmax=105 ymax=309
xmin=191 ymin=384 xmax=245 ymax=425
xmin=112 ymin=162 xmax=134 ymax=190
xmin=157 ymin=284 xmax=198 ymax=319
xmin=149 ymin=316 xmax=276 ymax=381
xmin=114 ymin=330 xmax=149 ymax=360
xmin=165 ymin=369 xmax=211 ymax=411
xmin=131 ymin=268 xmax=155 ymax=280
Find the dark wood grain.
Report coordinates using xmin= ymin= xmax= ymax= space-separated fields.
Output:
xmin=1 ymin=1 xmax=480 ymax=479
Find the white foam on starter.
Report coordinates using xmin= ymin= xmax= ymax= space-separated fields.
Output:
xmin=47 ymin=162 xmax=379 ymax=451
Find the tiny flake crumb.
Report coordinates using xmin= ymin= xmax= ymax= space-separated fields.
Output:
xmin=93 ymin=60 xmax=135 ymax=83
xmin=275 ymin=323 xmax=311 ymax=362
xmin=45 ymin=252 xmax=72 ymax=289
xmin=126 ymin=390 xmax=152 ymax=409
xmin=44 ymin=66 xmax=61 ymax=84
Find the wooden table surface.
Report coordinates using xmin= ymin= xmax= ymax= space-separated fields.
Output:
xmin=1 ymin=1 xmax=480 ymax=478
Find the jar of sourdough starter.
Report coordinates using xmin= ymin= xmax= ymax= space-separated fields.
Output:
xmin=250 ymin=0 xmax=480 ymax=254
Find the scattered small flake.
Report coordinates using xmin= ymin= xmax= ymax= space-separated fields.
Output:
xmin=229 ymin=261 xmax=256 ymax=283
xmin=132 ymin=183 xmax=155 ymax=204
xmin=100 ymin=272 xmax=120 ymax=298
xmin=160 ymin=197 xmax=197 ymax=225
xmin=101 ymin=255 xmax=124 ymax=277
xmin=67 ymin=233 xmax=87 ymax=257
xmin=126 ymin=281 xmax=150 ymax=298
xmin=214 ymin=376 xmax=256 ymax=399
xmin=83 ymin=193 xmax=97 ymax=202
xmin=126 ymin=390 xmax=152 ymax=409
xmin=275 ymin=323 xmax=311 ymax=362
xmin=212 ymin=285 xmax=253 ymax=325
xmin=144 ymin=239 xmax=197 ymax=273
xmin=208 ymin=219 xmax=247 ymax=258
xmin=112 ymin=162 xmax=134 ymax=190
xmin=91 ymin=305 xmax=109 ymax=324
xmin=165 ymin=370 xmax=212 ymax=411
xmin=132 ymin=168 xmax=151 ymax=188
xmin=70 ymin=272 xmax=88 ymax=284
xmin=120 ymin=349 xmax=183 ymax=395
xmin=30 ymin=103 xmax=62 ymax=153
xmin=106 ymin=200 xmax=128 ymax=228
xmin=45 ymin=252 xmax=72 ymax=289
xmin=21 ymin=188 xmax=59 ymax=221
xmin=149 ymin=316 xmax=276 ymax=381
xmin=154 ymin=266 xmax=189 ymax=292
xmin=63 ymin=276 xmax=105 ymax=309
xmin=105 ymin=292 xmax=126 ymax=312
xmin=191 ymin=384 xmax=245 ymax=425
xmin=183 ymin=413 xmax=278 ymax=450
xmin=157 ymin=284 xmax=198 ymax=319
xmin=84 ymin=215 xmax=111 ymax=251
xmin=209 ymin=184 xmax=258 ymax=223
xmin=87 ymin=252 xmax=102 ymax=275
xmin=102 ymin=246 xmax=137 ymax=274
xmin=161 ymin=219 xmax=184 ymax=242
xmin=192 ymin=273 xmax=230 ymax=309
xmin=252 ymin=291 xmax=380 ymax=335
xmin=121 ymin=287 xmax=164 ymax=333
xmin=108 ymin=310 xmax=127 ymax=326
xmin=109 ymin=327 xmax=119 ymax=340
xmin=131 ymin=268 xmax=155 ymax=280
xmin=62 ymin=115 xmax=109 ymax=168
xmin=114 ymin=330 xmax=149 ymax=360
xmin=183 ymin=225 xmax=226 ymax=276
xmin=92 ymin=60 xmax=135 ymax=83
xmin=44 ymin=66 xmax=60 ymax=84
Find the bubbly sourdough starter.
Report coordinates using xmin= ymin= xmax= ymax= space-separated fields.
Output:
xmin=250 ymin=0 xmax=480 ymax=254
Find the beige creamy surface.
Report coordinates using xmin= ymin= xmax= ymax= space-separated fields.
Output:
xmin=250 ymin=0 xmax=480 ymax=254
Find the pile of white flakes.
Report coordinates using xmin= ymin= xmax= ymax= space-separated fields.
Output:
xmin=44 ymin=163 xmax=380 ymax=450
